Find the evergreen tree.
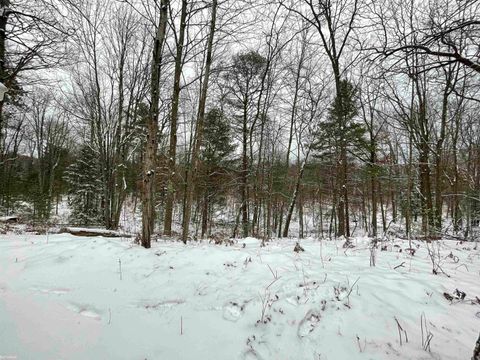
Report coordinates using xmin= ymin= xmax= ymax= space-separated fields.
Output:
xmin=201 ymin=108 xmax=236 ymax=168
xmin=313 ymin=80 xmax=366 ymax=237
xmin=65 ymin=145 xmax=103 ymax=225
xmin=224 ymin=50 xmax=267 ymax=237
xmin=313 ymin=80 xmax=366 ymax=156
xmin=198 ymin=108 xmax=236 ymax=236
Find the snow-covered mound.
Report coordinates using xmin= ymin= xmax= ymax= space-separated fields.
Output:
xmin=0 ymin=234 xmax=478 ymax=359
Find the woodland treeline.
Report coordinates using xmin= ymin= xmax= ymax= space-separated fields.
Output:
xmin=0 ymin=0 xmax=479 ymax=247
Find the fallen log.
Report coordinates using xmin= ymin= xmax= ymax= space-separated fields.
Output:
xmin=59 ymin=227 xmax=132 ymax=238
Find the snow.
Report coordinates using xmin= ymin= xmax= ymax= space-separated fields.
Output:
xmin=0 ymin=234 xmax=479 ymax=359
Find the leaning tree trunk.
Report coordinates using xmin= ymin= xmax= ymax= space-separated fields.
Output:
xmin=283 ymin=146 xmax=311 ymax=237
xmin=278 ymin=48 xmax=303 ymax=238
xmin=141 ymin=0 xmax=169 ymax=249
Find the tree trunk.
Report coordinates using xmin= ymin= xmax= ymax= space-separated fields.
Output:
xmin=452 ymin=111 xmax=461 ymax=232
xmin=279 ymin=44 xmax=304 ymax=237
xmin=298 ymin=190 xmax=304 ymax=238
xmin=419 ymin=141 xmax=433 ymax=236
xmin=370 ymin=141 xmax=377 ymax=237
xmin=201 ymin=191 xmax=209 ymax=238
xmin=141 ymin=0 xmax=169 ymax=249
xmin=343 ymin=143 xmax=350 ymax=237
xmin=241 ymin=97 xmax=249 ymax=238
xmin=164 ymin=0 xmax=188 ymax=236
xmin=434 ymin=70 xmax=452 ymax=234
xmin=181 ymin=0 xmax=217 ymax=243
xmin=283 ymin=147 xmax=311 ymax=237
xmin=473 ymin=333 xmax=480 ymax=360
xmin=266 ymin=167 xmax=273 ymax=239
xmin=0 ymin=0 xmax=9 ymax=151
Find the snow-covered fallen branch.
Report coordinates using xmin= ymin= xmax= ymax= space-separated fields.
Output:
xmin=59 ymin=227 xmax=133 ymax=238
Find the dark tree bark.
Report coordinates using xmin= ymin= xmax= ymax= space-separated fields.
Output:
xmin=241 ymin=96 xmax=249 ymax=238
xmin=141 ymin=0 xmax=169 ymax=248
xmin=473 ymin=333 xmax=480 ymax=360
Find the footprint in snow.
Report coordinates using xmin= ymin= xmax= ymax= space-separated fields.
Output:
xmin=242 ymin=349 xmax=264 ymax=360
xmin=223 ymin=301 xmax=244 ymax=322
xmin=34 ymin=287 xmax=70 ymax=295
xmin=297 ymin=310 xmax=321 ymax=338
xmin=79 ymin=309 xmax=102 ymax=320
xmin=67 ymin=303 xmax=102 ymax=321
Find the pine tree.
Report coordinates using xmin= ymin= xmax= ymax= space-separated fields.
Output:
xmin=198 ymin=108 xmax=236 ymax=237
xmin=224 ymin=51 xmax=267 ymax=237
xmin=313 ymin=80 xmax=366 ymax=237
xmin=201 ymin=108 xmax=236 ymax=168
xmin=65 ymin=145 xmax=103 ymax=225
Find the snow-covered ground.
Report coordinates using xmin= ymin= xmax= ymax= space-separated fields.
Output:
xmin=0 ymin=233 xmax=479 ymax=360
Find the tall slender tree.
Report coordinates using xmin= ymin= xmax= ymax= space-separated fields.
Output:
xmin=181 ymin=0 xmax=218 ymax=243
xmin=141 ymin=0 xmax=169 ymax=248
xmin=163 ymin=0 xmax=189 ymax=236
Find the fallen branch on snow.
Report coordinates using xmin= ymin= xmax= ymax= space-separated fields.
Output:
xmin=59 ymin=227 xmax=133 ymax=238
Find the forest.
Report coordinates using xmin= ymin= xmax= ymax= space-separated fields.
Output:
xmin=0 ymin=0 xmax=479 ymax=246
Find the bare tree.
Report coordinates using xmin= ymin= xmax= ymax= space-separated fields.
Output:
xmin=181 ymin=0 xmax=218 ymax=243
xmin=0 ymin=0 xmax=70 ymax=201
xmin=283 ymin=0 xmax=364 ymax=237
xmin=163 ymin=0 xmax=189 ymax=236
xmin=27 ymin=91 xmax=69 ymax=219
xmin=65 ymin=0 xmax=149 ymax=230
xmin=379 ymin=0 xmax=480 ymax=74
xmin=141 ymin=0 xmax=169 ymax=248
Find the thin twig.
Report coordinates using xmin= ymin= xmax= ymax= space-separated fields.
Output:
xmin=394 ymin=316 xmax=408 ymax=345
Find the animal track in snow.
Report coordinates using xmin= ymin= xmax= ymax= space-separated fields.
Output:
xmin=297 ymin=310 xmax=321 ymax=338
